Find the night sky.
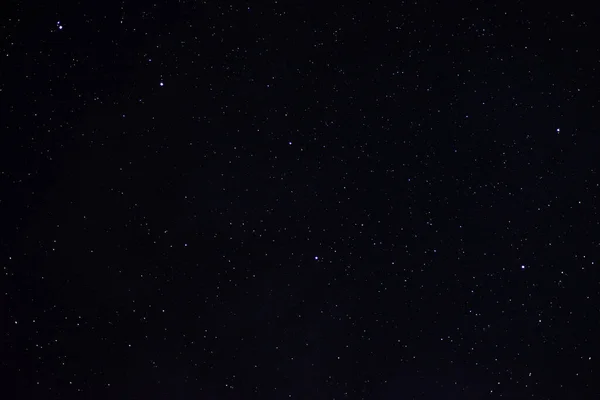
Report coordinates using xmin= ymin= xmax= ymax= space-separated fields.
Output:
xmin=2 ymin=1 xmax=599 ymax=399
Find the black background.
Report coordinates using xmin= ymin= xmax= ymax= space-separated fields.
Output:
xmin=2 ymin=1 xmax=599 ymax=398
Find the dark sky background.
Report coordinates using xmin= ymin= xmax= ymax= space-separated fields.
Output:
xmin=2 ymin=1 xmax=599 ymax=399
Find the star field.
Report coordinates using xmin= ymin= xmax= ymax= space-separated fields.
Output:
xmin=2 ymin=1 xmax=599 ymax=399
